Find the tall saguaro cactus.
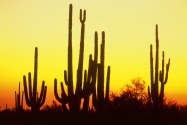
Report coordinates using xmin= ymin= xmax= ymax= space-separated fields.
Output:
xmin=92 ymin=31 xmax=111 ymax=113
xmin=23 ymin=47 xmax=47 ymax=112
xmin=148 ymin=24 xmax=170 ymax=110
xmin=54 ymin=4 xmax=96 ymax=112
xmin=54 ymin=4 xmax=110 ymax=113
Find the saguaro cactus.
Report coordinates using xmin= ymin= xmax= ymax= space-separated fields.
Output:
xmin=159 ymin=51 xmax=170 ymax=108
xmin=54 ymin=4 xmax=103 ymax=112
xmin=82 ymin=32 xmax=98 ymax=113
xmin=15 ymin=82 xmax=24 ymax=112
xmin=148 ymin=24 xmax=170 ymax=110
xmin=54 ymin=4 xmax=97 ymax=112
xmin=92 ymin=31 xmax=111 ymax=113
xmin=54 ymin=4 xmax=111 ymax=113
xmin=73 ymin=7 xmax=86 ymax=111
xmin=23 ymin=47 xmax=47 ymax=112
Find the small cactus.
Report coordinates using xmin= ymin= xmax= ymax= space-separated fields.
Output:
xmin=15 ymin=82 xmax=24 ymax=113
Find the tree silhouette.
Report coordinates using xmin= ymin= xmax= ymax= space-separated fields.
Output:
xmin=110 ymin=78 xmax=148 ymax=113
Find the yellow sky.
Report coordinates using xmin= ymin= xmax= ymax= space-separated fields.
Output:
xmin=0 ymin=0 xmax=187 ymax=109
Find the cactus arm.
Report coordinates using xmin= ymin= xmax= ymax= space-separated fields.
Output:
xmin=159 ymin=52 xmax=170 ymax=88
xmin=54 ymin=79 xmax=68 ymax=104
xmin=164 ymin=58 xmax=170 ymax=84
xmin=60 ymin=82 xmax=69 ymax=104
xmin=23 ymin=75 xmax=32 ymax=107
xmin=80 ymin=9 xmax=86 ymax=23
xmin=94 ymin=32 xmax=98 ymax=62
xmin=105 ymin=66 xmax=110 ymax=101
xmin=159 ymin=51 xmax=165 ymax=83
xmin=28 ymin=72 xmax=33 ymax=99
xmin=54 ymin=78 xmax=63 ymax=103
xmin=82 ymin=55 xmax=96 ymax=97
xmin=38 ymin=85 xmax=47 ymax=108
xmin=64 ymin=70 xmax=68 ymax=86
xmin=37 ymin=81 xmax=46 ymax=103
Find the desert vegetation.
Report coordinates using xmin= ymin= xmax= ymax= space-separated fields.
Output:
xmin=1 ymin=3 xmax=187 ymax=125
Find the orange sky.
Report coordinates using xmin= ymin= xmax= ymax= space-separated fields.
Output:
xmin=0 ymin=0 xmax=187 ymax=110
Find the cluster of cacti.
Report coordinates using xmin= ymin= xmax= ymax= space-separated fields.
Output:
xmin=23 ymin=47 xmax=47 ymax=113
xmin=15 ymin=82 xmax=24 ymax=113
xmin=81 ymin=32 xmax=98 ymax=113
xmin=148 ymin=24 xmax=170 ymax=110
xmin=54 ymin=4 xmax=111 ymax=113
xmin=92 ymin=32 xmax=111 ymax=113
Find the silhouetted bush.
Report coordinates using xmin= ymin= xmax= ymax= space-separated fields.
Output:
xmin=110 ymin=78 xmax=148 ymax=113
xmin=42 ymin=100 xmax=63 ymax=112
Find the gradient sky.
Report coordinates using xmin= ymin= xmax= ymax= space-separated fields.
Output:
xmin=0 ymin=0 xmax=187 ymax=110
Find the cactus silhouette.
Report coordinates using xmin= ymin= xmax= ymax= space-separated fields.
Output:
xmin=148 ymin=24 xmax=170 ymax=110
xmin=92 ymin=31 xmax=111 ymax=113
xmin=159 ymin=51 xmax=170 ymax=108
xmin=54 ymin=4 xmax=98 ymax=113
xmin=54 ymin=4 xmax=110 ymax=112
xmin=82 ymin=32 xmax=98 ymax=113
xmin=23 ymin=47 xmax=47 ymax=113
xmin=15 ymin=82 xmax=24 ymax=113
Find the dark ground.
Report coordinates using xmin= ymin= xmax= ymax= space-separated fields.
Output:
xmin=1 ymin=109 xmax=187 ymax=125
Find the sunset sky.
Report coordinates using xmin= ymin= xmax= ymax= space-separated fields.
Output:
xmin=0 ymin=0 xmax=187 ymax=110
